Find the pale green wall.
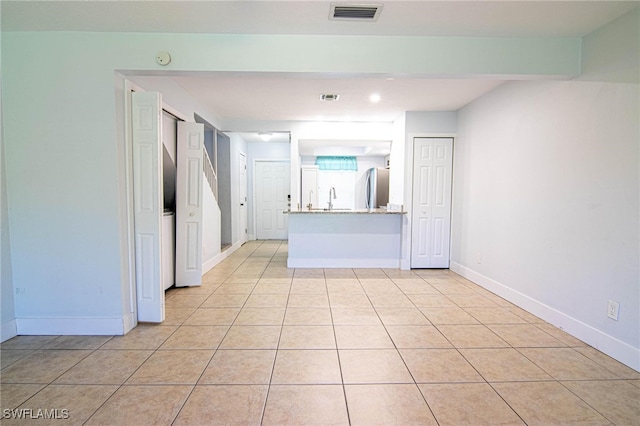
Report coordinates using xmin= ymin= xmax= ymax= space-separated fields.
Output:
xmin=581 ymin=7 xmax=639 ymax=83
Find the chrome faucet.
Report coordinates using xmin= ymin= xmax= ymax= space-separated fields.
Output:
xmin=328 ymin=187 xmax=337 ymax=210
xmin=307 ymin=189 xmax=314 ymax=210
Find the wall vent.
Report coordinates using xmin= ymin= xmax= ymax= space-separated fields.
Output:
xmin=320 ymin=94 xmax=340 ymax=101
xmin=330 ymin=3 xmax=382 ymax=21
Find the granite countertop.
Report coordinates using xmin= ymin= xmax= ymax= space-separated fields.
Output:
xmin=286 ymin=208 xmax=406 ymax=215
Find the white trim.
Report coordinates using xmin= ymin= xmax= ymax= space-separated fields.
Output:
xmin=202 ymin=240 xmax=244 ymax=274
xmin=288 ymin=258 xmax=400 ymax=269
xmin=450 ymin=261 xmax=640 ymax=372
xmin=16 ymin=317 xmax=126 ymax=336
xmin=1 ymin=319 xmax=17 ymax=342
xmin=123 ymin=79 xmax=140 ymax=326
xmin=122 ymin=312 xmax=136 ymax=334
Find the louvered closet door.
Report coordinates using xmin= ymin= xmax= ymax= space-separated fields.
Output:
xmin=411 ymin=137 xmax=453 ymax=268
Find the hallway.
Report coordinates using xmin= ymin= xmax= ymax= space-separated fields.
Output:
xmin=1 ymin=240 xmax=638 ymax=424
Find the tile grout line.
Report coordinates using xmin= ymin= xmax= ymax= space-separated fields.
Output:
xmin=378 ymin=269 xmax=442 ymax=425
xmin=169 ymin=239 xmax=265 ymax=425
xmin=327 ymin=267 xmax=353 ymax=426
xmin=259 ymin=240 xmax=292 ymax=426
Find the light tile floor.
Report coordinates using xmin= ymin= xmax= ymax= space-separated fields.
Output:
xmin=1 ymin=240 xmax=639 ymax=425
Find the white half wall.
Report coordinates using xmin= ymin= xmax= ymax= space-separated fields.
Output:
xmin=452 ymin=79 xmax=639 ymax=370
xmin=201 ymin=177 xmax=221 ymax=273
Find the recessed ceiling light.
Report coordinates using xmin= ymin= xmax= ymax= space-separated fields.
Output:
xmin=258 ymin=132 xmax=272 ymax=141
xmin=369 ymin=93 xmax=381 ymax=103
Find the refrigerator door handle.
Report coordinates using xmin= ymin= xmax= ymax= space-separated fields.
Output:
xmin=365 ymin=170 xmax=371 ymax=209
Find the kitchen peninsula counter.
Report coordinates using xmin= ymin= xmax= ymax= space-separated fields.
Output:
xmin=286 ymin=208 xmax=406 ymax=268
xmin=287 ymin=208 xmax=405 ymax=215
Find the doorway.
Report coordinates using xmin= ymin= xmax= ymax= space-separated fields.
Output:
xmin=129 ymin=90 xmax=204 ymax=323
xmin=217 ymin=131 xmax=233 ymax=251
xmin=255 ymin=160 xmax=290 ymax=240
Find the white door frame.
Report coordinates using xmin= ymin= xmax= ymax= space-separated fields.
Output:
xmin=123 ymin=79 xmax=191 ymax=327
xmin=252 ymin=158 xmax=290 ymax=240
xmin=402 ymin=133 xmax=456 ymax=270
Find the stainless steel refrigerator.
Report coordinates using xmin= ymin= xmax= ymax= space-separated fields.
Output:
xmin=365 ymin=167 xmax=390 ymax=209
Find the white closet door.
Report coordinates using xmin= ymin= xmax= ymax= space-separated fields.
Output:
xmin=131 ymin=91 xmax=164 ymax=322
xmin=175 ymin=122 xmax=204 ymax=287
xmin=411 ymin=137 xmax=453 ymax=268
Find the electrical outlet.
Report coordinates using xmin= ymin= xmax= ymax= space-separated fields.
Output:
xmin=607 ymin=300 xmax=620 ymax=321
xmin=476 ymin=252 xmax=482 ymax=264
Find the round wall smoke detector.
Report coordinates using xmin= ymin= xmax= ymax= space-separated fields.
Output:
xmin=156 ymin=51 xmax=171 ymax=66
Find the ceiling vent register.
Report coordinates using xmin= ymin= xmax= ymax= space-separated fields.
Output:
xmin=330 ymin=3 xmax=382 ymax=21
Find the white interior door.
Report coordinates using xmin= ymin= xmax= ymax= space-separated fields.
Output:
xmin=239 ymin=153 xmax=248 ymax=241
xmin=256 ymin=160 xmax=290 ymax=240
xmin=411 ymin=137 xmax=453 ymax=268
xmin=131 ymin=91 xmax=164 ymax=322
xmin=175 ymin=122 xmax=204 ymax=287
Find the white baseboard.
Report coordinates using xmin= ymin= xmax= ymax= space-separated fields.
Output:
xmin=288 ymin=258 xmax=400 ymax=268
xmin=450 ymin=261 xmax=640 ymax=372
xmin=16 ymin=317 xmax=126 ymax=336
xmin=1 ymin=319 xmax=17 ymax=342
xmin=202 ymin=241 xmax=244 ymax=274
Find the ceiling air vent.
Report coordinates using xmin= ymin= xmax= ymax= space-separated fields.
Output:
xmin=330 ymin=3 xmax=382 ymax=21
xmin=320 ymin=94 xmax=340 ymax=101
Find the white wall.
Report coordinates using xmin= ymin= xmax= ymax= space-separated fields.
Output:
xmin=389 ymin=114 xmax=406 ymax=206
xmin=450 ymin=6 xmax=640 ymax=371
xmin=201 ymin=181 xmax=221 ymax=271
xmin=452 ymin=79 xmax=639 ymax=369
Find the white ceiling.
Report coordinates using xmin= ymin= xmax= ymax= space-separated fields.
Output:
xmin=3 ymin=1 xmax=637 ymax=150
xmin=172 ymin=74 xmax=506 ymax=123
